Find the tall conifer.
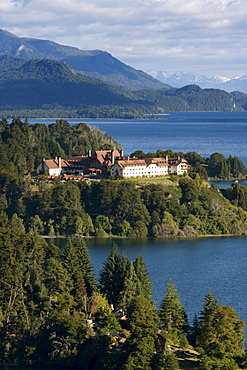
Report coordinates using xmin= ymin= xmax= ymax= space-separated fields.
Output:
xmin=63 ymin=235 xmax=96 ymax=297
xmin=124 ymin=294 xmax=158 ymax=370
xmin=159 ymin=279 xmax=188 ymax=332
xmin=98 ymin=244 xmax=129 ymax=308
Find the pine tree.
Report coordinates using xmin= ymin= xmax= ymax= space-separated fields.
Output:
xmin=163 ymin=352 xmax=180 ymax=370
xmin=63 ymin=235 xmax=96 ymax=298
xmin=196 ymin=293 xmax=245 ymax=360
xmin=159 ymin=279 xmax=188 ymax=332
xmin=98 ymin=244 xmax=129 ymax=308
xmin=199 ymin=290 xmax=218 ymax=320
xmin=124 ymin=295 xmax=158 ymax=370
xmin=118 ymin=263 xmax=139 ymax=311
xmin=133 ymin=255 xmax=153 ymax=299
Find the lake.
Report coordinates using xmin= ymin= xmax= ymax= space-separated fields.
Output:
xmin=29 ymin=111 xmax=247 ymax=166
xmin=28 ymin=111 xmax=247 ymax=323
xmin=3 ymin=112 xmax=247 ymax=368
xmin=48 ymin=235 xmax=247 ymax=326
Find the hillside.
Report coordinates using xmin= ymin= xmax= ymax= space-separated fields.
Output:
xmin=0 ymin=56 xmax=142 ymax=109
xmin=0 ymin=29 xmax=170 ymax=91
xmin=135 ymin=84 xmax=241 ymax=112
xmin=1 ymin=29 xmax=246 ymax=116
xmin=230 ymin=91 xmax=247 ymax=110
xmin=0 ymin=55 xmax=242 ymax=117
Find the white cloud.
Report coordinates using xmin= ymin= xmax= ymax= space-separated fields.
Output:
xmin=1 ymin=0 xmax=247 ymax=77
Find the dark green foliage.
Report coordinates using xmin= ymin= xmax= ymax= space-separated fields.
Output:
xmin=98 ymin=245 xmax=130 ymax=308
xmin=1 ymin=119 xmax=247 ymax=240
xmin=179 ymin=177 xmax=200 ymax=204
xmin=132 ymin=149 xmax=247 ymax=180
xmin=0 ymin=226 xmax=96 ymax=364
xmin=133 ymin=255 xmax=153 ymax=298
xmin=222 ymin=182 xmax=247 ymax=210
xmin=185 ymin=151 xmax=206 ymax=167
xmin=123 ymin=295 xmax=158 ymax=370
xmin=227 ymin=155 xmax=247 ymax=178
xmin=99 ymin=247 xmax=153 ymax=312
xmin=162 ymin=352 xmax=180 ymax=370
xmin=63 ymin=235 xmax=96 ymax=299
xmin=0 ymin=118 xmax=121 ymax=176
xmin=196 ymin=292 xmax=245 ymax=362
xmin=208 ymin=153 xmax=230 ymax=179
xmin=159 ymin=280 xmax=188 ymax=334
xmin=0 ymin=221 xmax=246 ymax=368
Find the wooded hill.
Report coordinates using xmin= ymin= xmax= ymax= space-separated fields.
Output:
xmin=1 ymin=119 xmax=247 ymax=370
xmin=0 ymin=55 xmax=242 ymax=118
xmin=0 ymin=29 xmax=245 ymax=117
xmin=1 ymin=118 xmax=247 ymax=239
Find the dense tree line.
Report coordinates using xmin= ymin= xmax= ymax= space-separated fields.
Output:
xmin=0 ymin=228 xmax=246 ymax=369
xmin=1 ymin=172 xmax=247 ymax=239
xmin=1 ymin=118 xmax=247 ymax=238
xmin=1 ymin=174 xmax=247 ymax=238
xmin=0 ymin=105 xmax=147 ymax=119
xmin=0 ymin=118 xmax=121 ymax=174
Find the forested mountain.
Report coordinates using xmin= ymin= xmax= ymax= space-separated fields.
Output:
xmin=231 ymin=91 xmax=247 ymax=110
xmin=0 ymin=29 xmax=170 ymax=91
xmin=0 ymin=56 xmax=141 ymax=108
xmin=0 ymin=28 xmax=245 ymax=118
xmin=0 ymin=55 xmax=242 ymax=117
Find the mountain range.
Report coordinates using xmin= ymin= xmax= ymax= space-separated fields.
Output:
xmin=148 ymin=71 xmax=247 ymax=93
xmin=0 ymin=28 xmax=247 ymax=116
xmin=0 ymin=29 xmax=169 ymax=91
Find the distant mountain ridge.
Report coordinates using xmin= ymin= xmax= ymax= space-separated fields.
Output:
xmin=0 ymin=29 xmax=246 ymax=116
xmin=0 ymin=55 xmax=143 ymax=108
xmin=149 ymin=70 xmax=247 ymax=93
xmin=0 ymin=29 xmax=170 ymax=91
xmin=0 ymin=55 xmax=241 ymax=114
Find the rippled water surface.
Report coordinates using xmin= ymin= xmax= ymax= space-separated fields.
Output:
xmin=30 ymin=111 xmax=247 ymax=165
xmin=49 ymin=236 xmax=247 ymax=325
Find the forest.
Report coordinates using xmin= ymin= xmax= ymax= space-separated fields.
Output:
xmin=0 ymin=230 xmax=246 ymax=370
xmin=1 ymin=118 xmax=247 ymax=368
xmin=0 ymin=54 xmax=242 ymax=118
xmin=1 ymin=118 xmax=247 ymax=238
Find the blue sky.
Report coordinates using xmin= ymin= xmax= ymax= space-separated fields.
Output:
xmin=1 ymin=0 xmax=246 ymax=78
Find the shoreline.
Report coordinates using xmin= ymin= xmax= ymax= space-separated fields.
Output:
xmin=42 ymin=233 xmax=247 ymax=241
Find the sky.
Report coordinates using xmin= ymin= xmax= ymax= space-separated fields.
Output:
xmin=0 ymin=0 xmax=247 ymax=78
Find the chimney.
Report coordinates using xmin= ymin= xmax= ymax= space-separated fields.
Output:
xmin=111 ymin=150 xmax=115 ymax=164
xmin=120 ymin=149 xmax=124 ymax=157
xmin=58 ymin=157 xmax=62 ymax=168
xmin=88 ymin=149 xmax=92 ymax=157
xmin=166 ymin=155 xmax=168 ymax=161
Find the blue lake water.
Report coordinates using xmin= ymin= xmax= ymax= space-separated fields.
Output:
xmin=29 ymin=111 xmax=247 ymax=166
xmin=49 ymin=236 xmax=247 ymax=327
xmin=2 ymin=112 xmax=247 ymax=368
xmin=28 ymin=111 xmax=247 ymax=323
